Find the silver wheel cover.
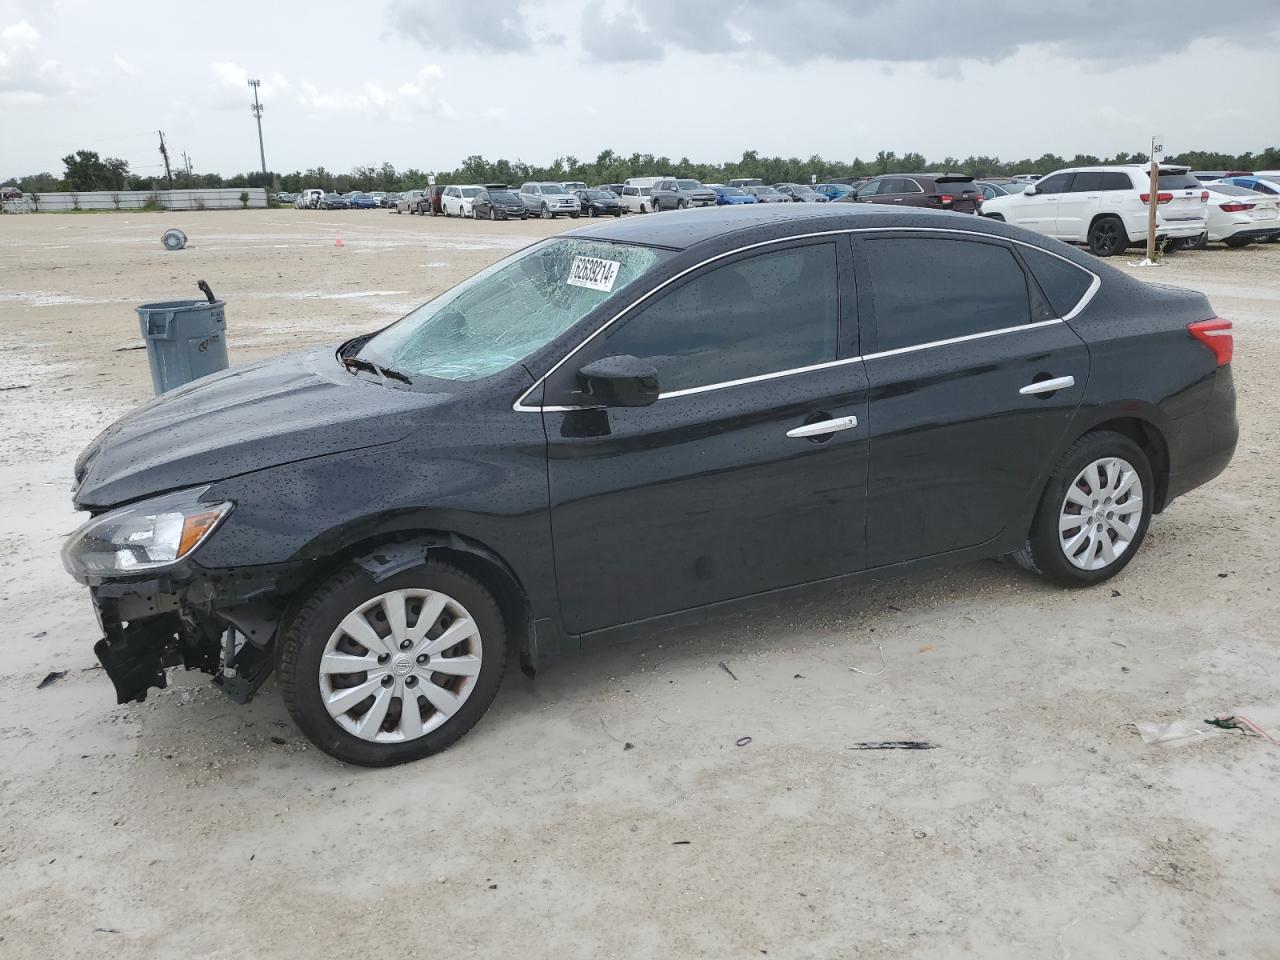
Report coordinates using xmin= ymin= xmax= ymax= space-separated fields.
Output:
xmin=1059 ymin=456 xmax=1143 ymax=571
xmin=318 ymin=589 xmax=483 ymax=743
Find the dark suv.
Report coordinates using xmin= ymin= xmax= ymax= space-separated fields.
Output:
xmin=846 ymin=174 xmax=981 ymax=213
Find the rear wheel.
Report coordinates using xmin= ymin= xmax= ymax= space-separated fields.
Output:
xmin=678 ymin=199 xmax=687 ymax=210
xmin=1224 ymin=236 xmax=1252 ymax=248
xmin=279 ymin=561 xmax=507 ymax=767
xmin=1087 ymin=216 xmax=1127 ymax=257
xmin=1013 ymin=431 xmax=1153 ymax=587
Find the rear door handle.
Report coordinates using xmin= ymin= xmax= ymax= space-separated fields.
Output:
xmin=1020 ymin=375 xmax=1075 ymax=396
xmin=787 ymin=415 xmax=858 ymax=439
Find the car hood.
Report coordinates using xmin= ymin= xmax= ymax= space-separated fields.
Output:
xmin=73 ymin=347 xmax=437 ymax=510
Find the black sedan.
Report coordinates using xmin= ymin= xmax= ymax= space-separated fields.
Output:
xmin=575 ymin=188 xmax=622 ymax=217
xmin=472 ymin=188 xmax=528 ymax=221
xmin=62 ymin=205 xmax=1238 ymax=766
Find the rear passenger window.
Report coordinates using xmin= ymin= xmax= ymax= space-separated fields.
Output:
xmin=1017 ymin=246 xmax=1095 ymax=318
xmin=865 ymin=237 xmax=1031 ymax=352
xmin=606 ymin=243 xmax=839 ymax=392
xmin=1101 ymin=172 xmax=1132 ymax=191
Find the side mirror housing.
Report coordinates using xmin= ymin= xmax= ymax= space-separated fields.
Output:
xmin=577 ymin=355 xmax=660 ymax=408
xmin=1023 ymin=185 xmax=1037 ymax=195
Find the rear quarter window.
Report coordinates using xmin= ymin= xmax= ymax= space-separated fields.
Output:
xmin=865 ymin=237 xmax=1032 ymax=352
xmin=1017 ymin=246 xmax=1095 ymax=319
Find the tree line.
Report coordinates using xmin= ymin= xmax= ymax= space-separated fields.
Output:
xmin=7 ymin=145 xmax=1279 ymax=196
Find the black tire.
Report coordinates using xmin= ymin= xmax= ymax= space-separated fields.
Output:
xmin=985 ymin=213 xmax=1005 ymax=222
xmin=278 ymin=560 xmax=508 ymax=767
xmin=589 ymin=206 xmax=597 ymax=217
xmin=640 ymin=203 xmax=649 ymax=214
xmin=1087 ymin=216 xmax=1127 ymax=257
xmin=541 ymin=203 xmax=551 ymax=220
xmin=1170 ymin=232 xmax=1208 ymax=251
xmin=1013 ymin=430 xmax=1154 ymax=587
xmin=1223 ymin=236 xmax=1252 ymax=249
xmin=570 ymin=211 xmax=580 ymax=219
xmin=614 ymin=210 xmax=622 ymax=217
xmin=489 ymin=208 xmax=496 ymax=221
xmin=677 ymin=199 xmax=687 ymax=210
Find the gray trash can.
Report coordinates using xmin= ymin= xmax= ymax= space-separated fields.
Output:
xmin=136 ymin=299 xmax=229 ymax=394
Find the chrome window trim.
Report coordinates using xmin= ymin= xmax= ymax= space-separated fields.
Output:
xmin=512 ymin=226 xmax=1101 ymax=413
xmin=902 ymin=178 xmax=925 ymax=194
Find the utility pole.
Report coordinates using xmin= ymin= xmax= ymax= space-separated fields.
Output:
xmin=157 ymin=130 xmax=174 ymax=188
xmin=248 ymin=79 xmax=267 ymax=176
xmin=1146 ymin=135 xmax=1162 ymax=262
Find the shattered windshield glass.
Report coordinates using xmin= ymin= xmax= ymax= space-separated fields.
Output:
xmin=357 ymin=238 xmax=671 ymax=382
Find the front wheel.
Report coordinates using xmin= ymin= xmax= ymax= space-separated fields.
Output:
xmin=278 ymin=560 xmax=507 ymax=767
xmin=1013 ymin=431 xmax=1153 ymax=587
xmin=570 ymin=211 xmax=579 ymax=219
xmin=541 ymin=204 xmax=551 ymax=220
xmin=489 ymin=208 xmax=496 ymax=221
xmin=677 ymin=199 xmax=687 ymax=210
xmin=1087 ymin=216 xmax=1127 ymax=257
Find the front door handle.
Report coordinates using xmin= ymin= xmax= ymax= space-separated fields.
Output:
xmin=1020 ymin=375 xmax=1075 ymax=396
xmin=786 ymin=415 xmax=858 ymax=439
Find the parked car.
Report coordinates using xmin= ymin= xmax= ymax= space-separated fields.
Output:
xmin=61 ymin=204 xmax=1238 ymax=766
xmin=396 ymin=190 xmax=424 ymax=214
xmin=651 ymin=178 xmax=718 ymax=211
xmin=348 ymin=192 xmax=380 ymax=210
xmin=599 ymin=183 xmax=627 ymax=197
xmin=618 ymin=185 xmax=655 ymax=214
xmin=744 ymin=185 xmax=789 ymax=203
xmin=814 ymin=183 xmax=856 ymax=201
xmin=1191 ymin=170 xmax=1251 ymax=182
xmin=1171 ymin=183 xmax=1279 ymax=249
xmin=385 ymin=192 xmax=403 ymax=209
xmin=296 ymin=189 xmax=325 ymax=209
xmin=574 ymin=189 xmax=623 ymax=217
xmin=1214 ymin=174 xmax=1280 ymax=198
xmin=728 ymin=178 xmax=764 ymax=188
xmin=415 ymin=185 xmax=445 ymax=216
xmin=519 ymin=182 xmax=581 ymax=219
xmin=320 ymin=193 xmax=350 ymax=209
xmin=561 ymin=181 xmax=587 ymax=192
xmin=274 ymin=192 xmax=296 ymax=205
xmin=472 ymin=187 xmax=529 ymax=221
xmin=441 ymin=185 xmax=485 ymax=218
xmin=711 ymin=185 xmax=757 ymax=205
xmin=774 ymin=183 xmax=829 ymax=203
xmin=976 ymin=180 xmax=1023 ymax=201
xmin=846 ymin=174 xmax=981 ymax=213
xmin=980 ymin=165 xmax=1208 ymax=257
xmin=370 ymin=191 xmax=388 ymax=207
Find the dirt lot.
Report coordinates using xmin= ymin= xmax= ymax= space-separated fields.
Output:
xmin=1 ymin=210 xmax=1278 ymax=959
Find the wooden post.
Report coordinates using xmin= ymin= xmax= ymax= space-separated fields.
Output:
xmin=1146 ymin=159 xmax=1159 ymax=261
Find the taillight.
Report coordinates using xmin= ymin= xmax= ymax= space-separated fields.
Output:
xmin=1189 ymin=318 xmax=1233 ymax=367
xmin=1139 ymin=192 xmax=1174 ymax=204
xmin=938 ymin=194 xmax=953 ymax=206
xmin=1219 ymin=202 xmax=1255 ymax=212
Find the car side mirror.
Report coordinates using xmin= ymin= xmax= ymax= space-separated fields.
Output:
xmin=1023 ymin=185 xmax=1037 ymax=195
xmin=577 ymin=355 xmax=660 ymax=408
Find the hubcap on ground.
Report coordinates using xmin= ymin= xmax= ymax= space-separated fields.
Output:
xmin=1058 ymin=456 xmax=1143 ymax=571
xmin=318 ymin=588 xmax=483 ymax=743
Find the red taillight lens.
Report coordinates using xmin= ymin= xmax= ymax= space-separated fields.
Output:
xmin=1140 ymin=192 xmax=1174 ymax=204
xmin=1219 ymin=202 xmax=1255 ymax=212
xmin=1189 ymin=318 xmax=1233 ymax=367
xmin=938 ymin=194 xmax=953 ymax=206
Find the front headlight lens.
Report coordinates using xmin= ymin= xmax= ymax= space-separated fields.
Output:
xmin=61 ymin=488 xmax=232 ymax=578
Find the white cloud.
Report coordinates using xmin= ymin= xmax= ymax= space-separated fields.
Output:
xmin=208 ymin=62 xmax=289 ymax=108
xmin=113 ymin=54 xmax=139 ymax=75
xmin=0 ymin=20 xmax=77 ymax=105
xmin=297 ymin=65 xmax=449 ymax=118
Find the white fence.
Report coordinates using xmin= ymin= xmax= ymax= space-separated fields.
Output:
xmin=10 ymin=188 xmax=269 ymax=212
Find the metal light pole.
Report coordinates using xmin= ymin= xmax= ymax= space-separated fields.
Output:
xmin=248 ymin=79 xmax=267 ymax=175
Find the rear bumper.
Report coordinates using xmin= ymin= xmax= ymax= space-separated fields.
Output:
xmin=1212 ymin=224 xmax=1280 ymax=242
xmin=1125 ymin=216 xmax=1206 ymax=241
xmin=1164 ymin=366 xmax=1238 ymax=507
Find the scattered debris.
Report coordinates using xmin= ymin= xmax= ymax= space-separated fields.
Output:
xmin=488 ymin=883 xmax=498 ymax=890
xmin=1218 ymin=572 xmax=1229 ymax=578
xmin=793 ymin=673 xmax=804 ymax=679
xmin=32 ymin=630 xmax=46 ymax=639
xmin=1110 ymin=640 xmax=1127 ymax=648
xmin=249 ymin=854 xmax=255 ymax=861
xmin=161 ymin=228 xmax=187 ymax=251
xmin=1111 ymin=589 xmax=1121 ymax=597
xmin=94 ymin=928 xmax=121 ymax=934
xmin=671 ymin=840 xmax=691 ymax=845
xmin=1135 ymin=720 xmax=1216 ymax=747
xmin=269 ymin=736 xmax=288 ymax=746
xmin=1206 ymin=714 xmax=1278 ymax=744
xmin=0 ymin=384 xmax=31 ymax=391
xmin=736 ymin=736 xmax=753 ymax=747
xmin=848 ymin=741 xmax=937 ymax=751
xmin=887 ymin=604 xmax=903 ymax=612
xmin=718 ymin=660 xmax=739 ymax=682
xmin=112 ymin=344 xmax=146 ymax=352
xmin=623 ymin=742 xmax=635 ymax=751
xmin=913 ymin=830 xmax=928 ymax=839
xmin=851 ymin=643 xmax=886 ymax=676
xmin=37 ymin=671 xmax=66 ymax=689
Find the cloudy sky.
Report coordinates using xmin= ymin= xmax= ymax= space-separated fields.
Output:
xmin=2 ymin=0 xmax=1278 ymax=179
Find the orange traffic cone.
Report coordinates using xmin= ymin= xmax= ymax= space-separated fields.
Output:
xmin=335 ymin=231 xmax=344 ymax=248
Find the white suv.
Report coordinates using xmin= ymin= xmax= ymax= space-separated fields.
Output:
xmin=442 ymin=185 xmax=484 ymax=218
xmin=981 ymin=165 xmax=1208 ymax=257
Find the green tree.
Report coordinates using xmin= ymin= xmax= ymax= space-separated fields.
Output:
xmin=61 ymin=150 xmax=130 ymax=191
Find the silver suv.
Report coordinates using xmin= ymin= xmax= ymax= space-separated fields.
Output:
xmin=519 ymin=182 xmax=581 ymax=219
xmin=651 ymin=178 xmax=718 ymax=211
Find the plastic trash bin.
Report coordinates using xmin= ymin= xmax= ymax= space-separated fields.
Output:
xmin=136 ymin=298 xmax=229 ymax=394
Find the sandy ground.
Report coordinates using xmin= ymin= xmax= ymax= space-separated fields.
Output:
xmin=1 ymin=209 xmax=1278 ymax=959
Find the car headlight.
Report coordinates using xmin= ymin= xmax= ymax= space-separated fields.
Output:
xmin=61 ymin=487 xmax=232 ymax=578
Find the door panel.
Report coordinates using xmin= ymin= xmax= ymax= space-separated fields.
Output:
xmin=1010 ymin=172 xmax=1072 ymax=234
xmin=853 ymin=232 xmax=1089 ymax=566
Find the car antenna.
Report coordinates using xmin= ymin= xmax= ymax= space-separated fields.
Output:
xmin=197 ymin=279 xmax=216 ymax=304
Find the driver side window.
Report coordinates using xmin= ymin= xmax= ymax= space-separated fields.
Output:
xmin=604 ymin=243 xmax=839 ymax=394
xmin=1033 ymin=173 xmax=1073 ymax=195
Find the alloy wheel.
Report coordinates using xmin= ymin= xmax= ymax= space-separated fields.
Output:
xmin=1058 ymin=457 xmax=1143 ymax=571
xmin=317 ymin=588 xmax=483 ymax=743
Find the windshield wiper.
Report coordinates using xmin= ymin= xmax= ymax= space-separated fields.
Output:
xmin=341 ymin=355 xmax=413 ymax=385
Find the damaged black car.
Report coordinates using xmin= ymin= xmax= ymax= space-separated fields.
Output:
xmin=63 ymin=205 xmax=1237 ymax=766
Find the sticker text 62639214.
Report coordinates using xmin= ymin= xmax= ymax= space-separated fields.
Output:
xmin=567 ymin=256 xmax=621 ymax=292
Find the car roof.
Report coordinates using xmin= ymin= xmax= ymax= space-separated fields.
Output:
xmin=564 ymin=203 xmax=1002 ymax=251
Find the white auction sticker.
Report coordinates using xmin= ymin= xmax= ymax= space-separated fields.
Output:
xmin=567 ymin=256 xmax=621 ymax=292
